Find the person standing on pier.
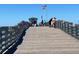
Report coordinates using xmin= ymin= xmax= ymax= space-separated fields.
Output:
xmin=49 ymin=17 xmax=56 ymax=28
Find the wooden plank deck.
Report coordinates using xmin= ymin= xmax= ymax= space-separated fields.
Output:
xmin=15 ymin=27 xmax=79 ymax=54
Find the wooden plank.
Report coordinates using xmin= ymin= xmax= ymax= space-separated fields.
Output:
xmin=15 ymin=27 xmax=79 ymax=54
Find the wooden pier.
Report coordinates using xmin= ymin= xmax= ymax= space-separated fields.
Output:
xmin=15 ymin=27 xmax=79 ymax=54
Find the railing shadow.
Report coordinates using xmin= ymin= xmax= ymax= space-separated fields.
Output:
xmin=4 ymin=29 xmax=26 ymax=54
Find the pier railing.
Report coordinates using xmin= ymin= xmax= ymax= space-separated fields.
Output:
xmin=56 ymin=20 xmax=79 ymax=39
xmin=0 ymin=21 xmax=30 ymax=54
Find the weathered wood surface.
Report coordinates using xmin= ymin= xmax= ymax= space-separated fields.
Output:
xmin=15 ymin=27 xmax=79 ymax=54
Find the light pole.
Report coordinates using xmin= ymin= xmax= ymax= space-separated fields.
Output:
xmin=41 ymin=5 xmax=47 ymax=26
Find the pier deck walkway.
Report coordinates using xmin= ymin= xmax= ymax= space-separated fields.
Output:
xmin=15 ymin=27 xmax=79 ymax=54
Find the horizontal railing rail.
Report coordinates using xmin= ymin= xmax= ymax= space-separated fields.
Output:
xmin=56 ymin=20 xmax=79 ymax=39
xmin=0 ymin=21 xmax=30 ymax=54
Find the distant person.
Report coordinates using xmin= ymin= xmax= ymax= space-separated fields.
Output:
xmin=40 ymin=20 xmax=44 ymax=26
xmin=41 ymin=20 xmax=43 ymax=25
xmin=53 ymin=20 xmax=56 ymax=28
xmin=34 ymin=21 xmax=37 ymax=27
xmin=49 ymin=19 xmax=52 ymax=27
xmin=34 ymin=23 xmax=36 ymax=27
xmin=51 ymin=17 xmax=56 ymax=28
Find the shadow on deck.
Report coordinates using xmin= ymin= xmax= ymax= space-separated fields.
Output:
xmin=4 ymin=30 xmax=26 ymax=54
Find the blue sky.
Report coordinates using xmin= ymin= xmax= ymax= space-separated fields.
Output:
xmin=0 ymin=4 xmax=79 ymax=26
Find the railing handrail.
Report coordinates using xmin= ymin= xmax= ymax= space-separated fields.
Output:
xmin=0 ymin=21 xmax=30 ymax=54
xmin=56 ymin=20 xmax=79 ymax=39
